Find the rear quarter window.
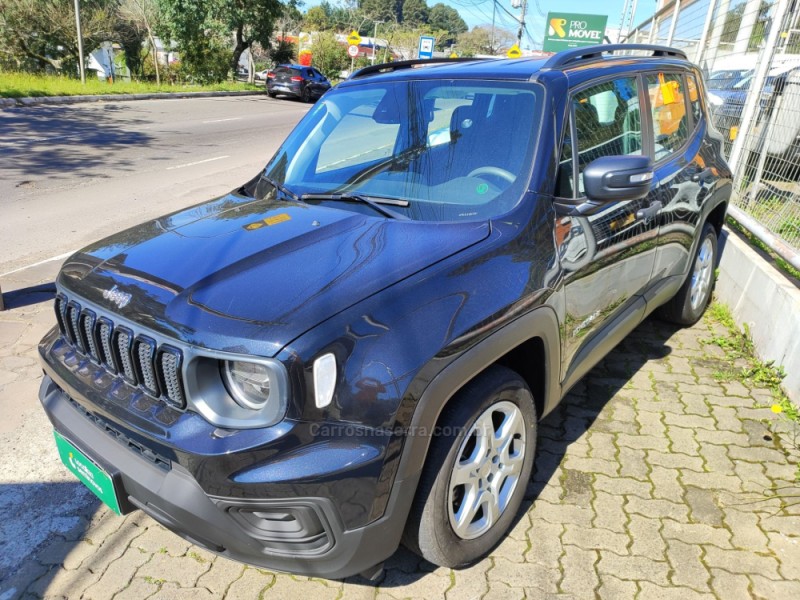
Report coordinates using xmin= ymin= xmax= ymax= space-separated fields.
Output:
xmin=686 ymin=74 xmax=704 ymax=126
xmin=647 ymin=73 xmax=690 ymax=161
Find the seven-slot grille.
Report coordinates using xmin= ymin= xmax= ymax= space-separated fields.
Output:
xmin=54 ymin=293 xmax=186 ymax=408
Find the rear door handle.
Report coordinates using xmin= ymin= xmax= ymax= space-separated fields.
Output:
xmin=636 ymin=201 xmax=663 ymax=221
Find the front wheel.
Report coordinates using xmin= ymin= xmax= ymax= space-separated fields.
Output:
xmin=658 ymin=221 xmax=719 ymax=325
xmin=403 ymin=365 xmax=537 ymax=567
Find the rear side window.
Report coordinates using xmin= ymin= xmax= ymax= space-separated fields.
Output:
xmin=647 ymin=73 xmax=690 ymax=160
xmin=571 ymin=77 xmax=643 ymax=195
xmin=686 ymin=74 xmax=703 ymax=126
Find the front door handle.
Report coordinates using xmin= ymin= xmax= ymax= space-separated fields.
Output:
xmin=636 ymin=200 xmax=663 ymax=221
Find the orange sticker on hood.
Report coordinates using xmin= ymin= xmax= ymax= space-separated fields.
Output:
xmin=243 ymin=213 xmax=292 ymax=231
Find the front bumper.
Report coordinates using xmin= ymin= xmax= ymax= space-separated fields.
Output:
xmin=39 ymin=375 xmax=418 ymax=579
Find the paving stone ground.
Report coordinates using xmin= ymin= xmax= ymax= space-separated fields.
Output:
xmin=1 ymin=263 xmax=799 ymax=600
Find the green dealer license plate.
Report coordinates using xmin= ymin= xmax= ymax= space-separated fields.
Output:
xmin=54 ymin=430 xmax=122 ymax=515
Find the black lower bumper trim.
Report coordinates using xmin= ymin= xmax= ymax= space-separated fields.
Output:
xmin=38 ymin=374 xmax=419 ymax=579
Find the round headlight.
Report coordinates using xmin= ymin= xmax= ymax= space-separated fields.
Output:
xmin=222 ymin=360 xmax=272 ymax=410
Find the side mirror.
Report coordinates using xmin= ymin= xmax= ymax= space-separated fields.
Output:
xmin=583 ymin=155 xmax=654 ymax=202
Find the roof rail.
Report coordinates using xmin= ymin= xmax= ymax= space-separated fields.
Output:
xmin=543 ymin=44 xmax=688 ymax=70
xmin=348 ymin=57 xmax=486 ymax=80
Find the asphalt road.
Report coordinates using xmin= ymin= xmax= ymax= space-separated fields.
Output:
xmin=0 ymin=95 xmax=311 ymax=276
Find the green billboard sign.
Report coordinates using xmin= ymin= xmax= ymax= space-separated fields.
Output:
xmin=543 ymin=13 xmax=608 ymax=53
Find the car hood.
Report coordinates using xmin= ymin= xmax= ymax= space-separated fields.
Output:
xmin=58 ymin=193 xmax=490 ymax=352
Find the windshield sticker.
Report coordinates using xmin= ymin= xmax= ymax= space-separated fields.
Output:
xmin=476 ymin=183 xmax=489 ymax=195
xmin=244 ymin=213 xmax=292 ymax=231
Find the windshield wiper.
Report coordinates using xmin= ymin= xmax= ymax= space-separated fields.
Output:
xmin=300 ymin=193 xmax=410 ymax=220
xmin=262 ymin=174 xmax=300 ymax=202
xmin=345 ymin=143 xmax=428 ymax=187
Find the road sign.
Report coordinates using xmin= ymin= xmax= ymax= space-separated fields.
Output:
xmin=348 ymin=45 xmax=359 ymax=58
xmin=418 ymin=36 xmax=435 ymax=60
xmin=507 ymin=45 xmax=521 ymax=58
xmin=347 ymin=30 xmax=362 ymax=46
xmin=543 ymin=12 xmax=608 ymax=52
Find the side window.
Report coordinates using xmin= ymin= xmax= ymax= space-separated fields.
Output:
xmin=686 ymin=74 xmax=703 ymax=125
xmin=556 ymin=121 xmax=574 ymax=198
xmin=573 ymin=77 xmax=642 ymax=195
xmin=646 ymin=73 xmax=690 ymax=160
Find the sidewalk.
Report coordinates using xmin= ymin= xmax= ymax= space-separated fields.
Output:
xmin=0 ymin=90 xmax=264 ymax=110
xmin=1 ymin=261 xmax=798 ymax=599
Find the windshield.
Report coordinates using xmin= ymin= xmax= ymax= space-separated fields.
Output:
xmin=260 ymin=79 xmax=543 ymax=222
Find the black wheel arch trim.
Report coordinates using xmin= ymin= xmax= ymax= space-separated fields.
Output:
xmin=689 ymin=192 xmax=729 ymax=273
xmin=393 ymin=305 xmax=561 ymax=484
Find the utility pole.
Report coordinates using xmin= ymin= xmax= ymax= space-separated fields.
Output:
xmin=73 ymin=0 xmax=85 ymax=84
xmin=491 ymin=0 xmax=497 ymax=54
xmin=373 ymin=21 xmax=384 ymax=64
xmin=517 ymin=0 xmax=528 ymax=47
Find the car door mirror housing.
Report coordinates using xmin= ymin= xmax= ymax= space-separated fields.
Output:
xmin=583 ymin=155 xmax=654 ymax=202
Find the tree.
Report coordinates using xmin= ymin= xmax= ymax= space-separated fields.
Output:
xmin=157 ymin=0 xmax=282 ymax=81
xmin=270 ymin=39 xmax=295 ymax=64
xmin=385 ymin=25 xmax=448 ymax=59
xmin=118 ymin=0 xmax=162 ymax=83
xmin=309 ymin=31 xmax=348 ymax=79
xmin=319 ymin=0 xmax=371 ymax=34
xmin=0 ymin=0 xmax=117 ymax=73
xmin=428 ymin=3 xmax=466 ymax=49
xmin=222 ymin=0 xmax=283 ymax=76
xmin=304 ymin=6 xmax=330 ymax=31
xmin=402 ymin=0 xmax=428 ymax=28
xmin=457 ymin=24 xmax=514 ymax=57
xmin=360 ymin=0 xmax=398 ymax=25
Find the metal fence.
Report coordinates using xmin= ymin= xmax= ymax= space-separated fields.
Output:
xmin=623 ymin=0 xmax=800 ymax=267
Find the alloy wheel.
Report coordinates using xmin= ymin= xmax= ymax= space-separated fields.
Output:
xmin=447 ymin=401 xmax=526 ymax=540
xmin=690 ymin=237 xmax=714 ymax=311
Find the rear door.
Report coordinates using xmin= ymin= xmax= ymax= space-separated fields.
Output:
xmin=309 ymin=68 xmax=328 ymax=94
xmin=646 ymin=70 xmax=721 ymax=306
xmin=555 ymin=74 xmax=661 ymax=386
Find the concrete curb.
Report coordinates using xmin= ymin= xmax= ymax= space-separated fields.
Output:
xmin=0 ymin=90 xmax=265 ymax=109
xmin=717 ymin=226 xmax=800 ymax=402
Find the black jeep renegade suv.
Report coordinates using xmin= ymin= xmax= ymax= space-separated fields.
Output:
xmin=38 ymin=44 xmax=731 ymax=579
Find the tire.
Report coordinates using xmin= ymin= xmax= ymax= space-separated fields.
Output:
xmin=301 ymin=87 xmax=311 ymax=103
xmin=658 ymin=221 xmax=718 ymax=326
xmin=267 ymin=90 xmax=277 ymax=98
xmin=403 ymin=365 xmax=537 ymax=568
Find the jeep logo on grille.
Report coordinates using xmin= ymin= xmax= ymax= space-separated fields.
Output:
xmin=103 ymin=285 xmax=132 ymax=309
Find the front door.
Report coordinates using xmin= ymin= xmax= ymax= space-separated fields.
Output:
xmin=555 ymin=74 xmax=661 ymax=387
